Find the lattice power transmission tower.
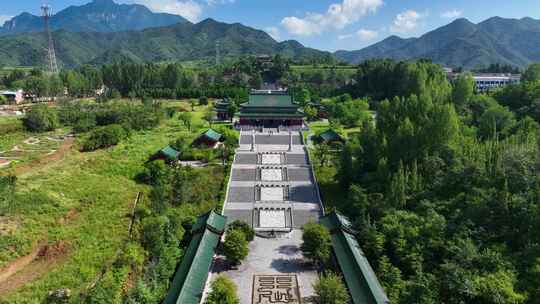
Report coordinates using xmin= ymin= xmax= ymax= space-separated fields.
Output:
xmin=41 ymin=4 xmax=59 ymax=74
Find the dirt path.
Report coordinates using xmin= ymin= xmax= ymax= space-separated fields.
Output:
xmin=11 ymin=137 xmax=74 ymax=176
xmin=0 ymin=241 xmax=69 ymax=296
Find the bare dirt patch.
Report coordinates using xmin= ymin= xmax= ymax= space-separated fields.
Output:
xmin=10 ymin=137 xmax=74 ymax=176
xmin=23 ymin=137 xmax=40 ymax=145
xmin=0 ymin=241 xmax=70 ymax=296
xmin=56 ymin=208 xmax=79 ymax=225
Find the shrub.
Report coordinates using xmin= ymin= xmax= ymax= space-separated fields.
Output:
xmin=199 ymin=96 xmax=209 ymax=106
xmin=205 ymin=275 xmax=239 ymax=304
xmin=301 ymin=222 xmax=332 ymax=266
xmin=73 ymin=113 xmax=97 ymax=133
xmin=313 ymin=271 xmax=350 ymax=304
xmin=82 ymin=124 xmax=127 ymax=151
xmin=223 ymin=229 xmax=248 ymax=265
xmin=228 ymin=220 xmax=255 ymax=242
xmin=22 ymin=104 xmax=58 ymax=132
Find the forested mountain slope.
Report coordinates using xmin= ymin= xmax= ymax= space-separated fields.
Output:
xmin=335 ymin=17 xmax=540 ymax=69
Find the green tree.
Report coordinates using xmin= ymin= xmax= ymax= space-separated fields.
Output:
xmin=313 ymin=271 xmax=350 ymax=304
xmin=452 ymin=72 xmax=475 ymax=110
xmin=199 ymin=96 xmax=209 ymax=106
xmin=178 ymin=112 xmax=193 ymax=131
xmin=314 ymin=143 xmax=331 ymax=167
xmin=301 ymin=222 xmax=331 ymax=266
xmin=522 ymin=62 xmax=540 ymax=83
xmin=227 ymin=220 xmax=255 ymax=242
xmin=227 ymin=102 xmax=238 ymax=123
xmin=478 ymin=104 xmax=516 ymax=139
xmin=203 ymin=108 xmax=215 ymax=127
xmin=295 ymin=88 xmax=311 ymax=107
xmin=223 ymin=229 xmax=249 ymax=265
xmin=304 ymin=106 xmax=318 ymax=121
xmin=205 ymin=275 xmax=239 ymax=304
xmin=22 ymin=104 xmax=58 ymax=132
xmin=249 ymin=73 xmax=263 ymax=89
xmin=338 ymin=144 xmax=353 ymax=189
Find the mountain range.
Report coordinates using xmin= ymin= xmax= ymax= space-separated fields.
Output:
xmin=335 ymin=17 xmax=540 ymax=69
xmin=0 ymin=18 xmax=330 ymax=67
xmin=0 ymin=0 xmax=187 ymax=35
xmin=0 ymin=0 xmax=538 ymax=69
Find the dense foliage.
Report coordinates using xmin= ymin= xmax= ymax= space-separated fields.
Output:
xmin=227 ymin=220 xmax=255 ymax=242
xmin=128 ymin=161 xmax=227 ymax=302
xmin=82 ymin=124 xmax=128 ymax=151
xmin=22 ymin=104 xmax=59 ymax=132
xmin=312 ymin=271 xmax=350 ymax=304
xmin=205 ymin=275 xmax=239 ymax=304
xmin=316 ymin=61 xmax=540 ymax=303
xmin=301 ymin=222 xmax=332 ymax=266
xmin=223 ymin=229 xmax=249 ymax=266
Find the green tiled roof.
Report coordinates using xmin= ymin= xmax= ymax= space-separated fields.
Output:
xmin=245 ymin=93 xmax=297 ymax=108
xmin=214 ymin=99 xmax=230 ymax=111
xmin=163 ymin=211 xmax=227 ymax=304
xmin=159 ymin=146 xmax=181 ymax=160
xmin=238 ymin=113 xmax=304 ymax=118
xmin=202 ymin=129 xmax=222 ymax=142
xmin=319 ymin=129 xmax=343 ymax=142
xmin=320 ymin=211 xmax=389 ymax=304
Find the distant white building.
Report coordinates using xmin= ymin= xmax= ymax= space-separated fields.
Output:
xmin=445 ymin=68 xmax=521 ymax=93
xmin=473 ymin=74 xmax=521 ymax=92
xmin=0 ymin=89 xmax=24 ymax=104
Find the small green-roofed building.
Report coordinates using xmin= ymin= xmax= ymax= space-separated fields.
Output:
xmin=163 ymin=210 xmax=227 ymax=304
xmin=151 ymin=145 xmax=181 ymax=162
xmin=193 ymin=129 xmax=223 ymax=147
xmin=320 ymin=211 xmax=390 ymax=304
xmin=318 ymin=129 xmax=344 ymax=144
xmin=215 ymin=98 xmax=232 ymax=121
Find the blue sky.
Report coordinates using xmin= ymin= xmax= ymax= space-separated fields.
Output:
xmin=1 ymin=0 xmax=539 ymax=51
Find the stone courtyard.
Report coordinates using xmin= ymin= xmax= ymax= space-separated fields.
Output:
xmin=213 ymin=129 xmax=322 ymax=303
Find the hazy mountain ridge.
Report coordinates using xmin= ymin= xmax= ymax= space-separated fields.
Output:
xmin=335 ymin=17 xmax=540 ymax=69
xmin=0 ymin=0 xmax=188 ymax=35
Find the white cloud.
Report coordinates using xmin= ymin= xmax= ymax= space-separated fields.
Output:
xmin=338 ymin=28 xmax=378 ymax=41
xmin=0 ymin=15 xmax=12 ymax=26
xmin=338 ymin=33 xmax=353 ymax=40
xmin=128 ymin=0 xmax=203 ymax=22
xmin=265 ymin=27 xmax=281 ymax=41
xmin=281 ymin=0 xmax=383 ymax=36
xmin=205 ymin=0 xmax=235 ymax=5
xmin=390 ymin=10 xmax=424 ymax=34
xmin=441 ymin=9 xmax=462 ymax=19
xmin=356 ymin=28 xmax=378 ymax=41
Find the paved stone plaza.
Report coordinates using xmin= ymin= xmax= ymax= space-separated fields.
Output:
xmin=259 ymin=209 xmax=287 ymax=228
xmin=215 ymin=129 xmax=322 ymax=303
xmin=209 ymin=230 xmax=317 ymax=304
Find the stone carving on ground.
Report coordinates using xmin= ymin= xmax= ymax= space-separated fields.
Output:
xmin=252 ymin=275 xmax=300 ymax=304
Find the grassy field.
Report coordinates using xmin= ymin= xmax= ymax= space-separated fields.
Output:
xmin=0 ymin=100 xmax=225 ymax=302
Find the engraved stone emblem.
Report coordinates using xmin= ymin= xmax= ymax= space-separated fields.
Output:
xmin=252 ymin=275 xmax=300 ymax=304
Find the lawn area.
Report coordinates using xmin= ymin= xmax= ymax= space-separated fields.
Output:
xmin=0 ymin=101 xmax=226 ymax=302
